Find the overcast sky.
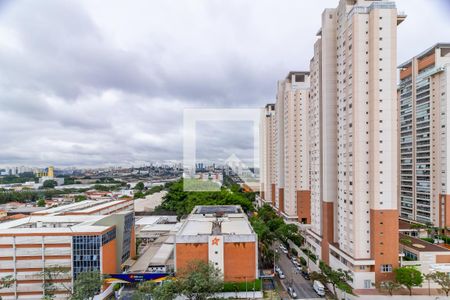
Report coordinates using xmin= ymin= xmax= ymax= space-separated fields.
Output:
xmin=0 ymin=0 xmax=448 ymax=168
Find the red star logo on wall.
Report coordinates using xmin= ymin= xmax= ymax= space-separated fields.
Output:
xmin=211 ymin=237 xmax=220 ymax=246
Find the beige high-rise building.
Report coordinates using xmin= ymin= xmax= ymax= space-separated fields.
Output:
xmin=274 ymin=72 xmax=311 ymax=222
xmin=306 ymin=0 xmax=405 ymax=289
xmin=398 ymin=43 xmax=450 ymax=228
xmin=260 ymin=104 xmax=277 ymax=207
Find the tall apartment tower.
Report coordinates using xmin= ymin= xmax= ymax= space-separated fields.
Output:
xmin=399 ymin=44 xmax=450 ymax=227
xmin=260 ymin=103 xmax=277 ymax=207
xmin=274 ymin=72 xmax=311 ymax=222
xmin=306 ymin=0 xmax=405 ymax=288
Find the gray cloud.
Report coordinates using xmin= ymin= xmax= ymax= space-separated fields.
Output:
xmin=0 ymin=0 xmax=448 ymax=167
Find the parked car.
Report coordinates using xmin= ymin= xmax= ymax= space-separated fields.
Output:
xmin=313 ymin=280 xmax=325 ymax=297
xmin=278 ymin=271 xmax=285 ymax=279
xmin=287 ymin=286 xmax=297 ymax=298
xmin=275 ymin=265 xmax=281 ymax=273
xmin=301 ymin=269 xmax=310 ymax=280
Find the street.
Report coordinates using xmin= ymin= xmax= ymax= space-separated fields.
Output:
xmin=274 ymin=243 xmax=320 ymax=299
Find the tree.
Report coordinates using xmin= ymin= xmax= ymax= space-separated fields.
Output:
xmin=311 ymin=261 xmax=353 ymax=299
xmin=72 ymin=271 xmax=103 ymax=300
xmin=41 ymin=266 xmax=72 ymax=299
xmin=291 ymin=248 xmax=298 ymax=257
xmin=134 ymin=191 xmax=145 ymax=199
xmin=37 ymin=198 xmax=46 ymax=207
xmin=395 ymin=266 xmax=423 ymax=296
xmin=376 ymin=280 xmax=401 ymax=296
xmin=135 ymin=182 xmax=145 ymax=191
xmin=63 ymin=177 xmax=75 ymax=185
xmin=74 ymin=195 xmax=87 ymax=202
xmin=0 ymin=275 xmax=14 ymax=300
xmin=177 ymin=260 xmax=224 ymax=300
xmin=427 ymin=271 xmax=450 ymax=296
xmin=43 ymin=180 xmax=57 ymax=189
xmin=133 ymin=280 xmax=177 ymax=300
xmin=156 ymin=179 xmax=254 ymax=217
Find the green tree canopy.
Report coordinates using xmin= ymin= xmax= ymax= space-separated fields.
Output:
xmin=134 ymin=191 xmax=145 ymax=199
xmin=133 ymin=280 xmax=176 ymax=300
xmin=43 ymin=180 xmax=57 ymax=189
xmin=37 ymin=198 xmax=46 ymax=207
xmin=156 ymin=179 xmax=254 ymax=217
xmin=0 ymin=275 xmax=14 ymax=300
xmin=72 ymin=271 xmax=103 ymax=300
xmin=376 ymin=280 xmax=402 ymax=296
xmin=41 ymin=266 xmax=72 ymax=299
xmin=310 ymin=261 xmax=353 ymax=299
xmin=74 ymin=195 xmax=87 ymax=202
xmin=177 ymin=260 xmax=224 ymax=300
xmin=427 ymin=271 xmax=450 ymax=296
xmin=395 ymin=266 xmax=423 ymax=296
xmin=135 ymin=182 xmax=145 ymax=191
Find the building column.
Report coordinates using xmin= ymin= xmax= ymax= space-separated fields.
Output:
xmin=321 ymin=201 xmax=334 ymax=264
xmin=370 ymin=209 xmax=399 ymax=282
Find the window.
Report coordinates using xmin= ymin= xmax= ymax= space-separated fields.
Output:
xmin=72 ymin=235 xmax=101 ymax=279
xmin=295 ymin=74 xmax=305 ymax=82
xmin=381 ymin=264 xmax=392 ymax=273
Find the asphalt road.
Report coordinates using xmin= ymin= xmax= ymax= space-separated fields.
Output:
xmin=274 ymin=243 xmax=320 ymax=299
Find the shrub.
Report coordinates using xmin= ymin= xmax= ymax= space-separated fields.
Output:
xmin=420 ymin=237 xmax=434 ymax=243
xmin=291 ymin=248 xmax=298 ymax=256
xmin=300 ymin=257 xmax=307 ymax=266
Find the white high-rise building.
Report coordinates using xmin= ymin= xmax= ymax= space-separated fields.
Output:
xmin=260 ymin=104 xmax=277 ymax=207
xmin=272 ymin=72 xmax=311 ymax=222
xmin=306 ymin=0 xmax=405 ymax=288
xmin=398 ymin=43 xmax=450 ymax=227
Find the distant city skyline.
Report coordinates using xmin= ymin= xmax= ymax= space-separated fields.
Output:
xmin=0 ymin=0 xmax=449 ymax=167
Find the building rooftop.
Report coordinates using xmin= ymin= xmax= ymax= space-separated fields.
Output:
xmin=67 ymin=199 xmax=129 ymax=214
xmin=177 ymin=205 xmax=254 ymax=236
xmin=399 ymin=234 xmax=450 ymax=252
xmin=0 ymin=215 xmax=113 ymax=235
xmin=136 ymin=216 xmax=178 ymax=226
xmin=194 ymin=205 xmax=242 ymax=215
xmin=31 ymin=198 xmax=131 ymax=216
xmin=129 ymin=236 xmax=173 ymax=272
xmin=398 ymin=43 xmax=450 ymax=68
xmin=7 ymin=206 xmax=47 ymax=215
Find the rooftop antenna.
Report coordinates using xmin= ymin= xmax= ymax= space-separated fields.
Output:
xmin=211 ymin=211 xmax=224 ymax=235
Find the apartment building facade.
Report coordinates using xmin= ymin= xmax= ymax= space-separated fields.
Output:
xmin=398 ymin=43 xmax=450 ymax=228
xmin=0 ymin=212 xmax=135 ymax=299
xmin=260 ymin=104 xmax=277 ymax=207
xmin=272 ymin=72 xmax=311 ymax=222
xmin=305 ymin=0 xmax=405 ymax=289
